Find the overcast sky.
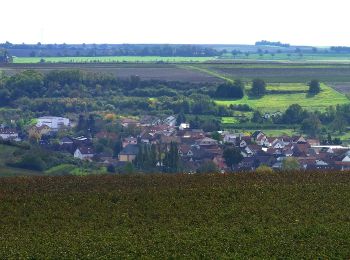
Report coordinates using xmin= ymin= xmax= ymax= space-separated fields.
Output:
xmin=1 ymin=0 xmax=349 ymax=46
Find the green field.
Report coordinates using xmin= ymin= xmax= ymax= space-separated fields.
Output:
xmin=216 ymin=83 xmax=349 ymax=112
xmin=13 ymin=56 xmax=217 ymax=64
xmin=0 ymin=172 xmax=350 ymax=258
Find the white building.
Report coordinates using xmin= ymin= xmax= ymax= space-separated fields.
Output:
xmin=179 ymin=123 xmax=190 ymax=131
xmin=36 ymin=116 xmax=70 ymax=130
xmin=0 ymin=128 xmax=19 ymax=141
xmin=74 ymin=147 xmax=94 ymax=160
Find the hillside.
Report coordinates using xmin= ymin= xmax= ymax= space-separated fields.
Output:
xmin=0 ymin=172 xmax=349 ymax=258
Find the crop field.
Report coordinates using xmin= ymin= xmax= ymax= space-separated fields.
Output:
xmin=215 ymin=83 xmax=349 ymax=112
xmin=13 ymin=56 xmax=217 ymax=64
xmin=219 ymin=53 xmax=350 ymax=62
xmin=0 ymin=63 xmax=223 ymax=83
xmin=197 ymin=64 xmax=350 ymax=83
xmin=330 ymin=82 xmax=350 ymax=94
xmin=0 ymin=172 xmax=349 ymax=258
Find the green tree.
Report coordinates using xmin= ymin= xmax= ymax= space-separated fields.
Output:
xmin=211 ymin=131 xmax=222 ymax=142
xmin=250 ymin=79 xmax=266 ymax=97
xmin=301 ymin=114 xmax=321 ymax=137
xmin=223 ymin=147 xmax=243 ymax=169
xmin=282 ymin=157 xmax=300 ymax=171
xmin=331 ymin=115 xmax=347 ymax=133
xmin=283 ymin=104 xmax=307 ymax=124
xmin=176 ymin=112 xmax=186 ymax=125
xmin=308 ymin=80 xmax=321 ymax=94
xmin=197 ymin=161 xmax=219 ymax=174
xmin=163 ymin=142 xmax=180 ymax=173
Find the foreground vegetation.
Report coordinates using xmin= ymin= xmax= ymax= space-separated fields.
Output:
xmin=0 ymin=172 xmax=349 ymax=258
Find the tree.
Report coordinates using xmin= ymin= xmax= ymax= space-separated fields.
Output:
xmin=197 ymin=161 xmax=219 ymax=174
xmin=223 ymin=147 xmax=243 ymax=169
xmin=252 ymin=111 xmax=263 ymax=123
xmin=211 ymin=131 xmax=222 ymax=142
xmin=331 ymin=115 xmax=347 ymax=133
xmin=163 ymin=142 xmax=180 ymax=173
xmin=176 ymin=112 xmax=186 ymax=125
xmin=308 ymin=80 xmax=321 ymax=94
xmin=301 ymin=114 xmax=321 ymax=137
xmin=215 ymin=83 xmax=244 ymax=99
xmin=282 ymin=157 xmax=299 ymax=171
xmin=283 ymin=104 xmax=307 ymax=124
xmin=250 ymin=79 xmax=266 ymax=97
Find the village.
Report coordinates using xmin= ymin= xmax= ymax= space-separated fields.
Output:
xmin=2 ymin=114 xmax=350 ymax=173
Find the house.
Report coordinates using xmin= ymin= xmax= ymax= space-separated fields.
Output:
xmin=59 ymin=136 xmax=74 ymax=145
xmin=118 ymin=144 xmax=139 ymax=162
xmin=36 ymin=116 xmax=70 ymax=130
xmin=122 ymin=136 xmax=138 ymax=148
xmin=196 ymin=137 xmax=218 ymax=147
xmin=140 ymin=116 xmax=161 ymax=126
xmin=120 ymin=118 xmax=140 ymax=128
xmin=178 ymin=144 xmax=194 ymax=157
xmin=223 ymin=134 xmax=239 ymax=144
xmin=74 ymin=147 xmax=95 ymax=160
xmin=28 ymin=125 xmax=51 ymax=138
xmin=163 ymin=116 xmax=177 ymax=127
xmin=179 ymin=123 xmax=190 ymax=131
xmin=0 ymin=128 xmax=19 ymax=141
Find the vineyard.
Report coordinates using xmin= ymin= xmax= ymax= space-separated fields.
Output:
xmin=0 ymin=172 xmax=349 ymax=258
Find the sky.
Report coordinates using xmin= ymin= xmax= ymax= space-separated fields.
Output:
xmin=1 ymin=0 xmax=350 ymax=46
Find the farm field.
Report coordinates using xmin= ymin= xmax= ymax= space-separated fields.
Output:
xmin=13 ymin=56 xmax=217 ymax=64
xmin=215 ymin=83 xmax=349 ymax=112
xmin=219 ymin=53 xmax=350 ymax=62
xmin=0 ymin=172 xmax=350 ymax=258
xmin=0 ymin=63 xmax=223 ymax=83
xmin=329 ymin=82 xmax=350 ymax=94
xmin=196 ymin=63 xmax=350 ymax=83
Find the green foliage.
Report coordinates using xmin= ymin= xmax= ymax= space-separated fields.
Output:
xmin=250 ymin=78 xmax=266 ymax=97
xmin=308 ymin=79 xmax=321 ymax=94
xmin=163 ymin=142 xmax=180 ymax=173
xmin=223 ymin=147 xmax=243 ymax=168
xmin=282 ymin=157 xmax=300 ymax=170
xmin=214 ymin=81 xmax=244 ymax=99
xmin=301 ymin=114 xmax=321 ymax=137
xmin=197 ymin=161 xmax=220 ymax=173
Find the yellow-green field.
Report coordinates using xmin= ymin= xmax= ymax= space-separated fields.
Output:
xmin=215 ymin=84 xmax=349 ymax=112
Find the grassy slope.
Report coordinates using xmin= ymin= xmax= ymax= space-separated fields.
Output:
xmin=13 ymin=56 xmax=217 ymax=63
xmin=215 ymin=83 xmax=349 ymax=112
xmin=0 ymin=173 xmax=349 ymax=258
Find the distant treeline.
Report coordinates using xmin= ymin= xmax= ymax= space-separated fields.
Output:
xmin=255 ymin=40 xmax=290 ymax=48
xmin=330 ymin=46 xmax=350 ymax=53
xmin=0 ymin=42 xmax=223 ymax=57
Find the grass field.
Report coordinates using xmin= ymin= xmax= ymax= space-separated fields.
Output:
xmin=215 ymin=83 xmax=349 ymax=112
xmin=13 ymin=56 xmax=217 ymax=64
xmin=0 ymin=172 xmax=349 ymax=258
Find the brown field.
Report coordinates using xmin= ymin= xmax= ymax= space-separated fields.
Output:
xmin=202 ymin=64 xmax=350 ymax=83
xmin=330 ymin=82 xmax=350 ymax=94
xmin=0 ymin=63 xmax=223 ymax=83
